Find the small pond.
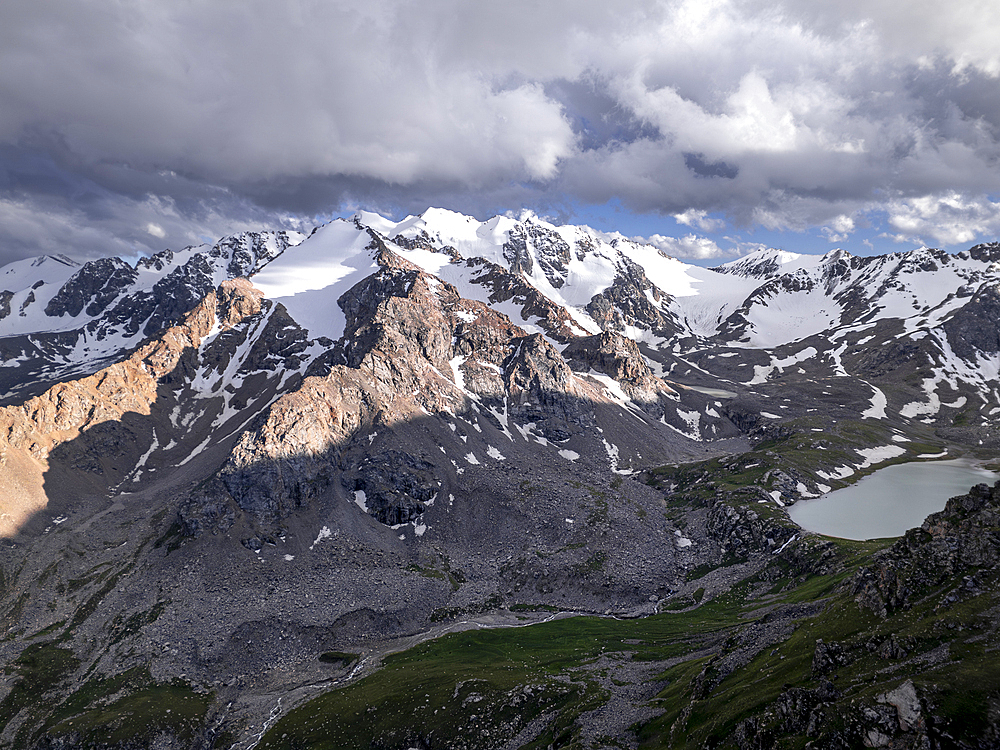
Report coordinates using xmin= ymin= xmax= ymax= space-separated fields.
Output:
xmin=787 ymin=459 xmax=999 ymax=540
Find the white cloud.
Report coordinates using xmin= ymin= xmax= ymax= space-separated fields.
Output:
xmin=821 ymin=214 xmax=856 ymax=242
xmin=780 ymin=0 xmax=1000 ymax=77
xmin=641 ymin=233 xmax=731 ymax=260
xmin=673 ymin=209 xmax=724 ymax=232
xmin=146 ymin=223 xmax=165 ymax=238
xmin=886 ymin=193 xmax=1000 ymax=246
xmin=1 ymin=0 xmax=1000 ymax=259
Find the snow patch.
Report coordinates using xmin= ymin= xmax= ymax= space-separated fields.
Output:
xmin=309 ymin=526 xmax=332 ymax=550
xmin=855 ymin=445 xmax=907 ymax=469
xmin=816 ymin=465 xmax=855 ymax=481
xmin=861 ymin=383 xmax=888 ymax=419
xmin=354 ymin=490 xmax=368 ymax=513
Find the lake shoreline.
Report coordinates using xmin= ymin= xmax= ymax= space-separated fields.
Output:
xmin=788 ymin=457 xmax=1000 ymax=541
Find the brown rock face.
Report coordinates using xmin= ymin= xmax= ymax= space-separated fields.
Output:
xmin=0 ymin=279 xmax=264 ymax=536
xmin=217 ymin=278 xmax=264 ymax=328
xmin=196 ymin=251 xmax=636 ymax=532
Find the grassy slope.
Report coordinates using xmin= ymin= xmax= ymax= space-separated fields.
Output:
xmin=260 ymin=539 xmax=1000 ymax=749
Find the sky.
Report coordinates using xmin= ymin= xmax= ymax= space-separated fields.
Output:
xmin=2 ymin=0 xmax=1000 ymax=267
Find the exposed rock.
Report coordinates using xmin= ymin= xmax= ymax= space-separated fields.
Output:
xmin=503 ymin=221 xmax=571 ymax=288
xmin=853 ymin=481 xmax=1000 ymax=616
xmin=462 ymin=257 xmax=586 ymax=341
xmin=942 ymin=281 xmax=1000 ymax=360
xmin=585 ymin=258 xmax=680 ymax=338
xmin=878 ymin=680 xmax=924 ymax=733
xmin=0 ymin=279 xmax=264 ymax=535
xmin=344 ymin=451 xmax=437 ymax=526
xmin=812 ymin=638 xmax=852 ymax=676
xmin=43 ymin=257 xmax=138 ymax=318
xmin=0 ymin=290 xmax=14 ymax=320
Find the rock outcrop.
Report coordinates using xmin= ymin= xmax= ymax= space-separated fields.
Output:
xmin=853 ymin=480 xmax=1000 ymax=617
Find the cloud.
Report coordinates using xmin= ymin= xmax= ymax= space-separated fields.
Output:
xmin=885 ymin=193 xmax=1000 ymax=246
xmin=0 ymin=1 xmax=578 ymax=188
xmin=778 ymin=0 xmax=1000 ymax=77
xmin=0 ymin=190 xmax=308 ymax=265
xmin=641 ymin=233 xmax=731 ymax=260
xmin=674 ymin=209 xmax=725 ymax=232
xmin=821 ymin=214 xmax=856 ymax=243
xmin=1 ymin=0 xmax=1000 ymax=263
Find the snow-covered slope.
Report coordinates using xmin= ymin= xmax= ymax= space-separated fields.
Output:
xmin=0 ymin=230 xmax=305 ymax=402
xmin=4 ymin=206 xmax=1000 ymax=438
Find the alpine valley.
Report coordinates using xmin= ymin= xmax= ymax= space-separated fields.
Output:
xmin=2 ymin=207 xmax=1000 ymax=749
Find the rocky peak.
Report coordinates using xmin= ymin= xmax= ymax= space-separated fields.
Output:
xmin=965 ymin=242 xmax=1000 ymax=263
xmin=585 ymin=257 xmax=679 ymax=337
xmin=136 ymin=247 xmax=174 ymax=272
xmin=43 ymin=257 xmax=138 ymax=319
xmin=217 ymin=278 xmax=264 ymax=329
xmin=503 ymin=220 xmax=572 ymax=288
xmin=218 ymin=230 xmax=300 ymax=278
xmin=713 ymin=248 xmax=793 ymax=279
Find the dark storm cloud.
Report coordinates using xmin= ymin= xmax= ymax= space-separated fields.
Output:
xmin=1 ymin=0 xmax=999 ymax=264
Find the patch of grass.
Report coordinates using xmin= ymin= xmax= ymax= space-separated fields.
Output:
xmin=574 ymin=550 xmax=607 ymax=575
xmin=153 ymin=520 xmax=184 ymax=554
xmin=259 ymin=581 xmax=760 ymax=749
xmin=107 ymin=600 xmax=168 ymax=646
xmin=63 ymin=563 xmax=133 ymax=635
xmin=46 ymin=681 xmax=210 ymax=746
xmin=0 ymin=641 xmax=80 ymax=740
xmin=26 ymin=619 xmax=67 ymax=640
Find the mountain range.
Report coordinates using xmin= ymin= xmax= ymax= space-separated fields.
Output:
xmin=1 ymin=208 xmax=999 ymax=749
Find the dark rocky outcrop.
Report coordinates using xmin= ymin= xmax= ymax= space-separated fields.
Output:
xmin=43 ymin=258 xmax=138 ymax=319
xmin=942 ymin=281 xmax=1000 ymax=361
xmin=853 ymin=480 xmax=1000 ymax=617
xmin=585 ymin=257 xmax=680 ymax=337
xmin=503 ymin=220 xmax=571 ymax=288
xmin=344 ymin=450 xmax=438 ymax=526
